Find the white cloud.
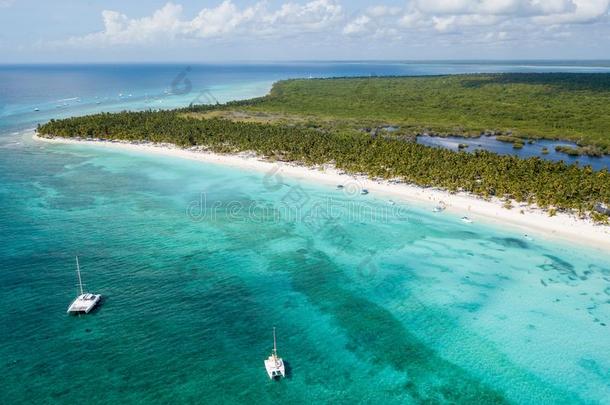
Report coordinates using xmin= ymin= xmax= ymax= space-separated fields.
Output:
xmin=343 ymin=15 xmax=371 ymax=35
xmin=366 ymin=5 xmax=402 ymax=17
xmin=344 ymin=4 xmax=405 ymax=37
xmin=264 ymin=0 xmax=342 ymax=30
xmin=358 ymin=0 xmax=609 ymax=36
xmin=399 ymin=7 xmax=426 ymax=29
xmin=432 ymin=13 xmax=503 ymax=32
xmin=65 ymin=0 xmax=343 ymax=46
xmin=188 ymin=0 xmax=258 ymax=38
xmin=414 ymin=0 xmax=576 ymax=16
xmin=57 ymin=0 xmax=610 ymax=48
xmin=71 ymin=3 xmax=185 ymax=45
xmin=408 ymin=0 xmax=610 ymax=28
xmin=533 ymin=0 xmax=610 ymax=24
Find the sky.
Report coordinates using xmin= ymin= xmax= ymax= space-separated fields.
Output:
xmin=0 ymin=0 xmax=609 ymax=63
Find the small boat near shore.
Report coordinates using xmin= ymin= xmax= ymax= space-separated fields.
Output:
xmin=433 ymin=201 xmax=447 ymax=213
xmin=461 ymin=216 xmax=473 ymax=224
xmin=264 ymin=327 xmax=285 ymax=380
xmin=67 ymin=256 xmax=101 ymax=314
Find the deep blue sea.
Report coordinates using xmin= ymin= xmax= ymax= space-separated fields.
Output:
xmin=1 ymin=62 xmax=610 ymax=404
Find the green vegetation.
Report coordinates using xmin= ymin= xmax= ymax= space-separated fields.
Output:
xmin=494 ymin=135 xmax=525 ymax=150
xmin=495 ymin=135 xmax=524 ymax=144
xmin=185 ymin=73 xmax=610 ymax=152
xmin=554 ymin=144 xmax=605 ymax=157
xmin=580 ymin=145 xmax=605 ymax=157
xmin=555 ymin=145 xmax=581 ymax=156
xmin=38 ymin=106 xmax=610 ymax=221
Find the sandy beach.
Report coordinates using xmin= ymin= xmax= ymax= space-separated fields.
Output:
xmin=33 ymin=133 xmax=610 ymax=250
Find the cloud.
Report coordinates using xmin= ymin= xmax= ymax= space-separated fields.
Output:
xmin=366 ymin=5 xmax=402 ymax=17
xmin=188 ymin=1 xmax=257 ymax=38
xmin=343 ymin=0 xmax=609 ymax=37
xmin=69 ymin=3 xmax=185 ymax=45
xmin=432 ymin=14 xmax=502 ymax=32
xmin=58 ymin=0 xmax=610 ymax=49
xmin=414 ymin=0 xmax=576 ymax=16
xmin=533 ymin=0 xmax=610 ymax=24
xmin=64 ymin=0 xmax=343 ymax=46
xmin=343 ymin=15 xmax=371 ymax=35
xmin=407 ymin=0 xmax=609 ymax=29
xmin=263 ymin=0 xmax=342 ymax=31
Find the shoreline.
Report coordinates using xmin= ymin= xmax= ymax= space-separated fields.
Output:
xmin=33 ymin=133 xmax=610 ymax=250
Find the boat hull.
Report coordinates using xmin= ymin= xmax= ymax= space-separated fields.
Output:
xmin=264 ymin=356 xmax=285 ymax=380
xmin=67 ymin=293 xmax=101 ymax=314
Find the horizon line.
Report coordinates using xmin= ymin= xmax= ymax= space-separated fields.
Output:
xmin=2 ymin=58 xmax=610 ymax=66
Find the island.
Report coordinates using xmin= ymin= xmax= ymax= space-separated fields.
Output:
xmin=37 ymin=73 xmax=610 ymax=226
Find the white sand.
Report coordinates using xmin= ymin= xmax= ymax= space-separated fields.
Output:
xmin=33 ymin=134 xmax=610 ymax=250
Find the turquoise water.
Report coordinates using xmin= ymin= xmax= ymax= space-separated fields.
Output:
xmin=1 ymin=63 xmax=610 ymax=404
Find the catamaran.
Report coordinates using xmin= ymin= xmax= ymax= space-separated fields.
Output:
xmin=264 ymin=327 xmax=286 ymax=380
xmin=67 ymin=256 xmax=101 ymax=314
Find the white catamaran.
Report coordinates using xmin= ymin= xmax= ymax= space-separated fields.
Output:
xmin=264 ymin=327 xmax=286 ymax=380
xmin=67 ymin=256 xmax=101 ymax=314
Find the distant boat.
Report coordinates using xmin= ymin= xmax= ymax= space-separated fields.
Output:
xmin=67 ymin=256 xmax=101 ymax=314
xmin=264 ymin=327 xmax=285 ymax=380
xmin=336 ymin=185 xmax=344 ymax=190
xmin=34 ymin=108 xmax=39 ymax=112
xmin=361 ymin=189 xmax=369 ymax=195
xmin=388 ymin=200 xmax=396 ymax=205
xmin=461 ymin=216 xmax=473 ymax=224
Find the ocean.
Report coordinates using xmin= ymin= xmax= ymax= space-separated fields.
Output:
xmin=1 ymin=62 xmax=609 ymax=404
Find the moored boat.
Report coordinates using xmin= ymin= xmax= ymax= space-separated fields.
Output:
xmin=67 ymin=256 xmax=101 ymax=314
xmin=264 ymin=327 xmax=285 ymax=380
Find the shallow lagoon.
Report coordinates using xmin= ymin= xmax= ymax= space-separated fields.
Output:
xmin=418 ymin=135 xmax=610 ymax=171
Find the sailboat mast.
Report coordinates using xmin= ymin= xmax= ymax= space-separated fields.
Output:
xmin=273 ymin=327 xmax=277 ymax=356
xmin=76 ymin=256 xmax=84 ymax=295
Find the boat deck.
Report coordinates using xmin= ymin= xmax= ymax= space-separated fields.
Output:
xmin=67 ymin=293 xmax=101 ymax=314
